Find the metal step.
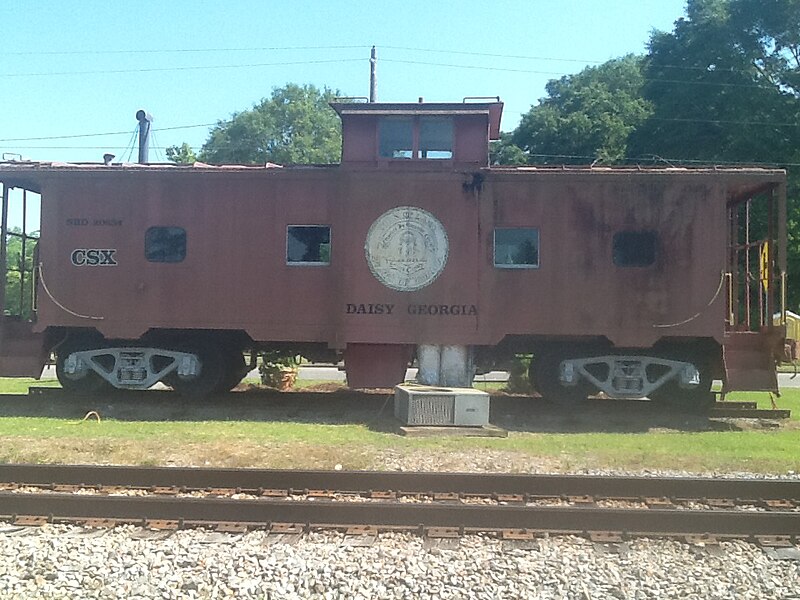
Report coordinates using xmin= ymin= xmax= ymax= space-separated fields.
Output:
xmin=723 ymin=331 xmax=780 ymax=392
xmin=0 ymin=317 xmax=47 ymax=377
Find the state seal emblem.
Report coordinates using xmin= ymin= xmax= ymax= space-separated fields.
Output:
xmin=365 ymin=206 xmax=449 ymax=292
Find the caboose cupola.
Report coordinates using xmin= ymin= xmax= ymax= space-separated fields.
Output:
xmin=330 ymin=98 xmax=503 ymax=167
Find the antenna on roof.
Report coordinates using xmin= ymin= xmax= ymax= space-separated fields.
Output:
xmin=369 ymin=46 xmax=377 ymax=103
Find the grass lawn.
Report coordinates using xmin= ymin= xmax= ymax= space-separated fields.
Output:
xmin=0 ymin=377 xmax=797 ymax=475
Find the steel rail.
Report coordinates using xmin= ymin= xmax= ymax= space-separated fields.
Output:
xmin=0 ymin=492 xmax=798 ymax=539
xmin=1 ymin=464 xmax=799 ymax=502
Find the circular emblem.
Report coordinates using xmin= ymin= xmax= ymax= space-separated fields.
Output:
xmin=365 ymin=206 xmax=449 ymax=292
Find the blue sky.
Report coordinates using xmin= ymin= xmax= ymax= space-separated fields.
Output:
xmin=1 ymin=0 xmax=687 ymax=164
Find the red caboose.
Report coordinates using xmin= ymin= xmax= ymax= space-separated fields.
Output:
xmin=0 ymin=98 xmax=787 ymax=408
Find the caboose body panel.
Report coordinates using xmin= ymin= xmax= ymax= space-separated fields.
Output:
xmin=35 ymin=169 xmax=343 ymax=341
xmin=23 ymin=166 xmax=734 ymax=351
xmin=481 ymin=171 xmax=728 ymax=348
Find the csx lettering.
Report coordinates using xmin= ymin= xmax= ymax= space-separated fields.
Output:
xmin=71 ymin=249 xmax=117 ymax=266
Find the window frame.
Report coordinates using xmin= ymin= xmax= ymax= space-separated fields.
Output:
xmin=286 ymin=224 xmax=332 ymax=266
xmin=378 ymin=117 xmax=414 ymax=159
xmin=144 ymin=226 xmax=187 ymax=264
xmin=419 ymin=117 xmax=454 ymax=160
xmin=493 ymin=227 xmax=540 ymax=270
xmin=378 ymin=115 xmax=454 ymax=161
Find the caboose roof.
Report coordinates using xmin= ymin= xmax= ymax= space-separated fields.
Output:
xmin=329 ymin=100 xmax=504 ymax=139
xmin=0 ymin=162 xmax=785 ymax=176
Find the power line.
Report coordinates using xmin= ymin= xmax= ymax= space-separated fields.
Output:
xmin=4 ymin=43 xmax=753 ymax=76
xmin=3 ymin=146 xmax=798 ymax=168
xmin=383 ymin=45 xmax=608 ymax=66
xmin=0 ymin=123 xmax=219 ymax=143
xmin=1 ymin=47 xmax=780 ymax=93
xmin=382 ymin=58 xmax=778 ymax=91
xmin=0 ymin=58 xmax=363 ymax=78
xmin=4 ymin=110 xmax=800 ymax=147
xmin=0 ymin=146 xmax=191 ymax=150
xmin=387 ymin=45 xmax=791 ymax=77
xmin=122 ymin=126 xmax=139 ymax=164
xmin=3 ymin=45 xmax=365 ymax=56
xmin=522 ymin=152 xmax=800 ymax=168
xmin=8 ymin=41 xmax=782 ymax=85
xmin=649 ymin=116 xmax=800 ymax=128
xmin=5 ymin=43 xmax=604 ymax=65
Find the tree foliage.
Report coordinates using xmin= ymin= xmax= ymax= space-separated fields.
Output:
xmin=198 ymin=83 xmax=343 ymax=165
xmin=3 ymin=229 xmax=37 ymax=319
xmin=166 ymin=143 xmax=197 ymax=165
xmin=628 ymin=0 xmax=800 ymax=164
xmin=490 ymin=132 xmax=528 ymax=166
xmin=504 ymin=0 xmax=800 ymax=168
xmin=507 ymin=55 xmax=652 ymax=165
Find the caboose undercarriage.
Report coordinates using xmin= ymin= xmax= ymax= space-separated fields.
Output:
xmin=558 ymin=355 xmax=702 ymax=398
xmin=60 ymin=346 xmax=201 ymax=391
xmin=50 ymin=329 xmax=254 ymax=396
xmin=51 ymin=331 xmax=715 ymax=404
xmin=38 ymin=328 xmax=721 ymax=412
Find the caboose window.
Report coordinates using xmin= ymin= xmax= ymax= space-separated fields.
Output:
xmin=379 ymin=118 xmax=414 ymax=159
xmin=287 ymin=226 xmax=331 ymax=265
xmin=420 ymin=117 xmax=453 ymax=159
xmin=613 ymin=231 xmax=657 ymax=267
xmin=145 ymin=227 xmax=186 ymax=263
xmin=494 ymin=228 xmax=539 ymax=268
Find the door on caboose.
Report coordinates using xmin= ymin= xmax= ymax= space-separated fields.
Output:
xmin=723 ymin=180 xmax=787 ymax=393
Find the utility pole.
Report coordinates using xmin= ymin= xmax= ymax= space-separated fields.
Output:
xmin=136 ymin=110 xmax=153 ymax=164
xmin=369 ymin=46 xmax=377 ymax=103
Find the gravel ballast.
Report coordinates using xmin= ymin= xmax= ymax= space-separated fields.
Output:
xmin=1 ymin=525 xmax=798 ymax=599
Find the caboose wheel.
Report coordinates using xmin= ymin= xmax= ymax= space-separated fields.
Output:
xmin=56 ymin=360 xmax=109 ymax=394
xmin=649 ymin=362 xmax=714 ymax=413
xmin=168 ymin=342 xmax=224 ymax=398
xmin=55 ymin=341 xmax=110 ymax=395
xmin=215 ymin=349 xmax=248 ymax=393
xmin=530 ymin=353 xmax=590 ymax=409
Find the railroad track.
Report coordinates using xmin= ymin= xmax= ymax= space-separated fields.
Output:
xmin=1 ymin=464 xmax=799 ymax=545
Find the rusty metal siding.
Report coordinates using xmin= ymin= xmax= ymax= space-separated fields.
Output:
xmin=452 ymin=115 xmax=490 ymax=165
xmin=334 ymin=170 xmax=481 ymax=346
xmin=340 ymin=116 xmax=376 ymax=163
xmin=7 ymin=164 xmax=782 ymax=353
xmin=481 ymin=172 xmax=727 ymax=347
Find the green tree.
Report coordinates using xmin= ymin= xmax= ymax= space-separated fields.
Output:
xmin=199 ymin=83 xmax=343 ymax=165
xmin=629 ymin=0 xmax=800 ymax=165
xmin=3 ymin=228 xmax=37 ymax=319
xmin=511 ymin=55 xmax=653 ymax=165
xmin=166 ymin=143 xmax=197 ymax=165
xmin=490 ymin=133 xmax=528 ymax=166
xmin=728 ymin=0 xmax=800 ymax=96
